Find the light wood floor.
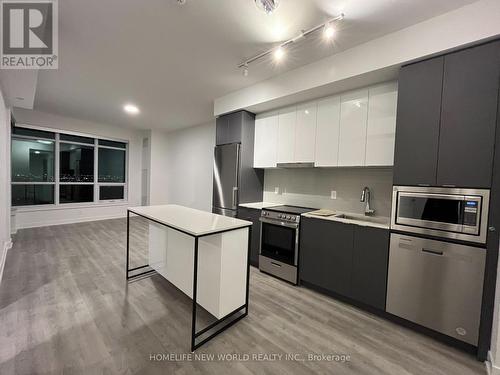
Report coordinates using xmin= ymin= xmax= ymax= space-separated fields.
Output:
xmin=0 ymin=218 xmax=485 ymax=374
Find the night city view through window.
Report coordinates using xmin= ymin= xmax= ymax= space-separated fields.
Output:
xmin=11 ymin=128 xmax=127 ymax=206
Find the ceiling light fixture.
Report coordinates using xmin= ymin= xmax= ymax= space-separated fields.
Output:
xmin=273 ymin=46 xmax=285 ymax=61
xmin=238 ymin=13 xmax=344 ymax=74
xmin=123 ymin=103 xmax=140 ymax=115
xmin=323 ymin=23 xmax=335 ymax=40
xmin=255 ymin=0 xmax=280 ymax=15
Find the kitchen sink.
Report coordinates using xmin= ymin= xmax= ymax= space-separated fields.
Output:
xmin=333 ymin=213 xmax=389 ymax=225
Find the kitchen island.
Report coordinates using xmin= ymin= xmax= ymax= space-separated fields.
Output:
xmin=126 ymin=204 xmax=252 ymax=351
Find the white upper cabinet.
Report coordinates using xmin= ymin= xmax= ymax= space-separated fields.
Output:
xmin=365 ymin=82 xmax=398 ymax=166
xmin=253 ymin=111 xmax=279 ymax=168
xmin=315 ymin=96 xmax=341 ymax=167
xmin=253 ymin=82 xmax=397 ymax=168
xmin=277 ymin=106 xmax=297 ymax=164
xmin=338 ymin=89 xmax=369 ymax=166
xmin=295 ymin=102 xmax=317 ymax=163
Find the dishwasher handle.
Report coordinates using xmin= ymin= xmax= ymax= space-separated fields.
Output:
xmin=422 ymin=248 xmax=444 ymax=256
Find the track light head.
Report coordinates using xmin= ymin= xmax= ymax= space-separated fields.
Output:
xmin=323 ymin=23 xmax=335 ymax=40
xmin=242 ymin=65 xmax=249 ymax=76
xmin=255 ymin=0 xmax=280 ymax=15
xmin=273 ymin=46 xmax=285 ymax=61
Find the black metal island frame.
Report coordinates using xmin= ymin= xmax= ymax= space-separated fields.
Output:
xmin=125 ymin=204 xmax=252 ymax=352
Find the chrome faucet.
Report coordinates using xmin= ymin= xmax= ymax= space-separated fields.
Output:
xmin=360 ymin=187 xmax=375 ymax=216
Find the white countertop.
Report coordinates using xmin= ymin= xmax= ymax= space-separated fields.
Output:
xmin=302 ymin=211 xmax=390 ymax=230
xmin=238 ymin=202 xmax=279 ymax=210
xmin=128 ymin=204 xmax=252 ymax=236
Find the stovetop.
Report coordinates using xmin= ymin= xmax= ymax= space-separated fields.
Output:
xmin=265 ymin=205 xmax=317 ymax=215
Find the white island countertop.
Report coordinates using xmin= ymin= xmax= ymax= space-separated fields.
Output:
xmin=128 ymin=204 xmax=252 ymax=237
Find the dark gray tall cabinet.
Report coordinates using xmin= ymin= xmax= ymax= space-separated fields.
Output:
xmin=215 ymin=110 xmax=264 ymax=205
xmin=393 ymin=40 xmax=500 ymax=188
xmin=437 ymin=42 xmax=500 ymax=188
xmin=392 ymin=40 xmax=500 ymax=360
xmin=393 ymin=57 xmax=443 ymax=186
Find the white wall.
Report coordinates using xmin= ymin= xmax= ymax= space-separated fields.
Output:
xmin=263 ymin=168 xmax=393 ymax=218
xmin=164 ymin=122 xmax=215 ymax=211
xmin=0 ymin=85 xmax=11 ymax=283
xmin=148 ymin=129 xmax=170 ymax=205
xmin=11 ymin=108 xmax=143 ymax=229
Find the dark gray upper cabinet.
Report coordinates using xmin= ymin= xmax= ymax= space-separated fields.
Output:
xmin=300 ymin=217 xmax=353 ymax=298
xmin=351 ymin=226 xmax=389 ymax=310
xmin=393 ymin=57 xmax=443 ymax=186
xmin=216 ymin=112 xmax=244 ymax=145
xmin=237 ymin=207 xmax=261 ymax=267
xmin=437 ymin=41 xmax=500 ymax=188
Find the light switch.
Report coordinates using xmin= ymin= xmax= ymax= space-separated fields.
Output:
xmin=274 ymin=187 xmax=280 ymax=194
xmin=330 ymin=190 xmax=337 ymax=200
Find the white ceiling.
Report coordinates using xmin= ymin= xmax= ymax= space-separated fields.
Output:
xmin=22 ymin=0 xmax=478 ymax=130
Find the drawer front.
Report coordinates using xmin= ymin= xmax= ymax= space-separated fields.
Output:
xmin=259 ymin=255 xmax=297 ymax=284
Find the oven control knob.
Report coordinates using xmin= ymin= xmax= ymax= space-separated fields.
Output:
xmin=278 ymin=214 xmax=282 ymax=218
xmin=287 ymin=216 xmax=291 ymax=220
xmin=291 ymin=216 xmax=295 ymax=221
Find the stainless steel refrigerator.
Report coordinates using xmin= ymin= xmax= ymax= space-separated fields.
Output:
xmin=212 ymin=143 xmax=241 ymax=217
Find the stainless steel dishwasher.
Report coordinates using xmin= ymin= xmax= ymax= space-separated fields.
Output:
xmin=386 ymin=233 xmax=486 ymax=345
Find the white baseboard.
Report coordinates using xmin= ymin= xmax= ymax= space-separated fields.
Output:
xmin=487 ymin=351 xmax=500 ymax=375
xmin=16 ymin=213 xmax=126 ymax=230
xmin=0 ymin=239 xmax=13 ymax=285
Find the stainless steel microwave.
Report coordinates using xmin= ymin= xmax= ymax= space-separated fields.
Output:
xmin=391 ymin=186 xmax=490 ymax=244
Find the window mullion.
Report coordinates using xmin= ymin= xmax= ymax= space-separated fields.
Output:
xmin=55 ymin=133 xmax=60 ymax=205
xmin=94 ymin=138 xmax=98 ymax=202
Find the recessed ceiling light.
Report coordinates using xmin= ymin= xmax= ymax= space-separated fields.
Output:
xmin=255 ymin=0 xmax=280 ymax=15
xmin=273 ymin=46 xmax=285 ymax=61
xmin=34 ymin=151 xmax=40 ymax=154
xmin=323 ymin=23 xmax=335 ymax=40
xmin=123 ymin=103 xmax=140 ymax=115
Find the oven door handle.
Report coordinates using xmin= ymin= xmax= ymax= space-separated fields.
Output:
xmin=259 ymin=217 xmax=299 ymax=229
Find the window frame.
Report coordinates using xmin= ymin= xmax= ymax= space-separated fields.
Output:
xmin=11 ymin=124 xmax=129 ymax=209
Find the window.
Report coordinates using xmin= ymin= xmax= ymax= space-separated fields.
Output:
xmin=11 ymin=126 xmax=128 ymax=207
xmin=60 ymin=143 xmax=94 ymax=182
xmin=98 ymin=139 xmax=126 ymax=200
xmin=11 ymin=130 xmax=55 ymax=207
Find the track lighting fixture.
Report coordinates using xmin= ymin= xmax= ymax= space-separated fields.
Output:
xmin=237 ymin=13 xmax=344 ymax=74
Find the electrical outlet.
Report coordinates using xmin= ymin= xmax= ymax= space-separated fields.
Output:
xmin=330 ymin=190 xmax=337 ymax=200
xmin=274 ymin=187 xmax=280 ymax=194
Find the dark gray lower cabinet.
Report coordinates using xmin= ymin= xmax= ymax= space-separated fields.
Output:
xmin=237 ymin=207 xmax=261 ymax=267
xmin=351 ymin=226 xmax=389 ymax=310
xmin=300 ymin=216 xmax=390 ymax=311
xmin=300 ymin=217 xmax=353 ymax=298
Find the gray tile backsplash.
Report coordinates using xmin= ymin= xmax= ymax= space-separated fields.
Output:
xmin=263 ymin=167 xmax=394 ymax=217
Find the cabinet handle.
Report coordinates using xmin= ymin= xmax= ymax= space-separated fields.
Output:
xmin=417 ymin=183 xmax=430 ymax=187
xmin=270 ymin=262 xmax=282 ymax=268
xmin=489 ymin=226 xmax=496 ymax=232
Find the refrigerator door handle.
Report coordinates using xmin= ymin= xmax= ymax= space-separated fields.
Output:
xmin=232 ymin=187 xmax=238 ymax=208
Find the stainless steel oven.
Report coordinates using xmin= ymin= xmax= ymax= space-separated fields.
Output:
xmin=258 ymin=205 xmax=315 ymax=284
xmin=391 ymin=186 xmax=490 ymax=243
